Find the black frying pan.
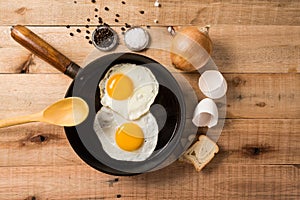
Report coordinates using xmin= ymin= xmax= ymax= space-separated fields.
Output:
xmin=11 ymin=25 xmax=188 ymax=175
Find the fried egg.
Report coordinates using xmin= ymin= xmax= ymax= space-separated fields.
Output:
xmin=93 ymin=106 xmax=158 ymax=161
xmin=99 ymin=63 xmax=159 ymax=120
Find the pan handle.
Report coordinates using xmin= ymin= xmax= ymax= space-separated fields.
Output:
xmin=11 ymin=25 xmax=81 ymax=79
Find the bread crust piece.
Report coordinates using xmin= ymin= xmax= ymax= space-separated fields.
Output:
xmin=180 ymin=135 xmax=219 ymax=171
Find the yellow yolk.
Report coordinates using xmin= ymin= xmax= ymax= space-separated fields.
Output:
xmin=106 ymin=74 xmax=134 ymax=100
xmin=115 ymin=123 xmax=144 ymax=151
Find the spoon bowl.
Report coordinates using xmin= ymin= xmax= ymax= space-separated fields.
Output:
xmin=43 ymin=97 xmax=89 ymax=126
xmin=0 ymin=97 xmax=89 ymax=128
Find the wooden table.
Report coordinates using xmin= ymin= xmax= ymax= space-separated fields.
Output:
xmin=0 ymin=0 xmax=299 ymax=199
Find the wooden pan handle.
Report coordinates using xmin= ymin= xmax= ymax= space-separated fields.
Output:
xmin=11 ymin=25 xmax=81 ymax=79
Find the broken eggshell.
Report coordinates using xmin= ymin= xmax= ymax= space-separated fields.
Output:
xmin=192 ymin=98 xmax=218 ymax=128
xmin=198 ymin=70 xmax=227 ymax=99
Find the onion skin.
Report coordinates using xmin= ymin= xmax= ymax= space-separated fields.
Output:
xmin=170 ymin=26 xmax=213 ymax=72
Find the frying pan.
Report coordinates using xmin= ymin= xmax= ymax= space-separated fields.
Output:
xmin=11 ymin=25 xmax=196 ymax=175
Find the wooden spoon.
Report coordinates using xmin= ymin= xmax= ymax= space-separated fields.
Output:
xmin=0 ymin=97 xmax=89 ymax=128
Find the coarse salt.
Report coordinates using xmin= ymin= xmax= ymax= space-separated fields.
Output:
xmin=154 ymin=0 xmax=161 ymax=7
xmin=167 ymin=26 xmax=175 ymax=36
xmin=124 ymin=27 xmax=150 ymax=51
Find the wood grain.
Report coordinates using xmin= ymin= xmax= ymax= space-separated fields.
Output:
xmin=0 ymin=0 xmax=299 ymax=26
xmin=219 ymin=119 xmax=300 ymax=164
xmin=219 ymin=73 xmax=299 ymax=118
xmin=0 ymin=119 xmax=299 ymax=167
xmin=0 ymin=74 xmax=300 ymax=119
xmin=178 ymin=73 xmax=300 ymax=119
xmin=0 ymin=0 xmax=299 ymax=199
xmin=1 ymin=25 xmax=299 ymax=74
xmin=0 ymin=164 xmax=298 ymax=200
xmin=0 ymin=74 xmax=71 ymax=116
xmin=0 ymin=74 xmax=298 ymax=119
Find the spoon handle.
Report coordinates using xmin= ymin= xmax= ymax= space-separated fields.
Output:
xmin=0 ymin=112 xmax=42 ymax=128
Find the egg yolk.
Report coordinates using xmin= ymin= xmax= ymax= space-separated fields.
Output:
xmin=106 ymin=74 xmax=134 ymax=100
xmin=115 ymin=123 xmax=144 ymax=151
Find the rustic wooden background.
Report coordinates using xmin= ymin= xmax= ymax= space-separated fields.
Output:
xmin=0 ymin=0 xmax=299 ymax=199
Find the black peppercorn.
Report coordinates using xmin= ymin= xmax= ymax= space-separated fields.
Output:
xmin=92 ymin=26 xmax=118 ymax=51
xmin=125 ymin=23 xmax=131 ymax=28
xmin=103 ymin=23 xmax=110 ymax=27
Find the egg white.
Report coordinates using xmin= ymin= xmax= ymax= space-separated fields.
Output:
xmin=99 ymin=63 xmax=159 ymax=120
xmin=93 ymin=106 xmax=159 ymax=161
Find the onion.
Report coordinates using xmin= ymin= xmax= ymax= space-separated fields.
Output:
xmin=170 ymin=26 xmax=213 ymax=72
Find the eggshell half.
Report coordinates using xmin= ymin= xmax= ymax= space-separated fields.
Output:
xmin=198 ymin=70 xmax=227 ymax=99
xmin=192 ymin=98 xmax=218 ymax=128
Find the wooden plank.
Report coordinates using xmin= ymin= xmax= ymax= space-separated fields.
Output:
xmin=0 ymin=74 xmax=298 ymax=166
xmin=0 ymin=164 xmax=298 ymax=200
xmin=210 ymin=25 xmax=300 ymax=73
xmin=218 ymin=119 xmax=300 ymax=165
xmin=0 ymin=124 xmax=82 ymax=167
xmin=1 ymin=25 xmax=299 ymax=74
xmin=0 ymin=74 xmax=71 ymax=116
xmin=183 ymin=73 xmax=300 ymax=119
xmin=0 ymin=1 xmax=298 ymax=199
xmin=0 ymin=118 xmax=299 ymax=166
xmin=0 ymin=73 xmax=298 ymax=119
xmin=0 ymin=0 xmax=299 ymax=26
xmin=224 ymin=73 xmax=300 ymax=118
